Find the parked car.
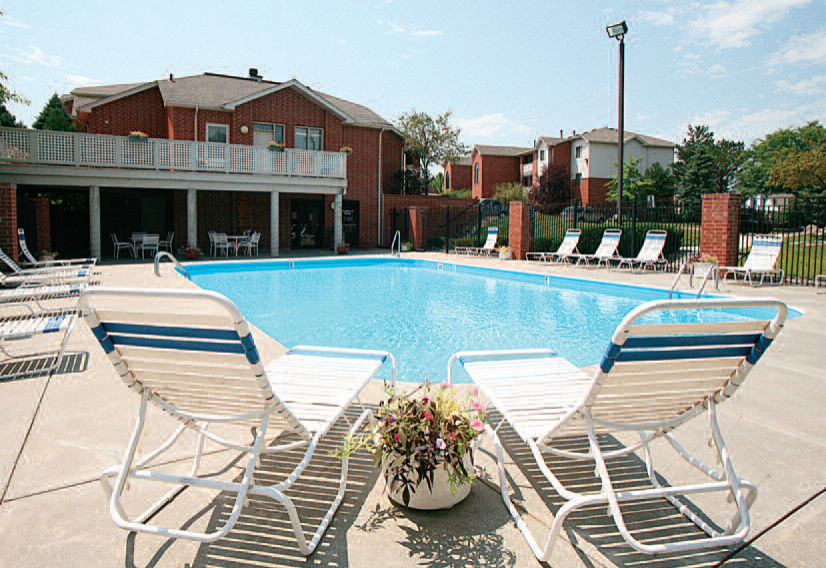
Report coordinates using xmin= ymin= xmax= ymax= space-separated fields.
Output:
xmin=560 ymin=206 xmax=606 ymax=223
xmin=479 ymin=198 xmax=509 ymax=217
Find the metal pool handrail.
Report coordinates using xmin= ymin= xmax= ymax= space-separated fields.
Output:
xmin=154 ymin=251 xmax=191 ymax=280
xmin=391 ymin=230 xmax=402 ymax=257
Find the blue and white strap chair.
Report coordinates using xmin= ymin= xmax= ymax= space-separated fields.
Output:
xmin=615 ymin=229 xmax=668 ymax=271
xmin=526 ymin=228 xmax=581 ymax=263
xmin=573 ymin=228 xmax=622 ymax=267
xmin=79 ymin=287 xmax=396 ymax=554
xmin=0 ymin=245 xmax=93 ymax=285
xmin=0 ymin=301 xmax=78 ymax=380
xmin=449 ymin=298 xmax=787 ymax=563
xmin=455 ymin=226 xmax=499 ymax=256
xmin=720 ymin=234 xmax=784 ymax=286
xmin=17 ymin=228 xmax=96 ymax=269
xmin=0 ymin=277 xmax=86 ymax=307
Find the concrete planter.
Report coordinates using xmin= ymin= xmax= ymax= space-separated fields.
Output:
xmin=386 ymin=451 xmax=473 ymax=510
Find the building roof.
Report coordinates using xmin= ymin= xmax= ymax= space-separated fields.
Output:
xmin=447 ymin=156 xmax=473 ymax=167
xmin=473 ymin=144 xmax=532 ymax=157
xmin=577 ymin=127 xmax=675 ymax=148
xmin=69 ymin=73 xmax=395 ymax=130
xmin=537 ymin=136 xmax=566 ymax=148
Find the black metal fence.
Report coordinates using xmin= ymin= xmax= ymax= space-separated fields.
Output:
xmin=531 ymin=200 xmax=702 ymax=272
xmin=739 ymin=196 xmax=826 ymax=286
xmin=390 ymin=204 xmax=509 ymax=252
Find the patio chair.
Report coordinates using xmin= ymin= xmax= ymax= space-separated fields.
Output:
xmin=720 ymin=234 xmax=784 ymax=286
xmin=213 ymin=232 xmax=234 ymax=257
xmin=0 ymin=245 xmax=95 ymax=284
xmin=111 ymin=234 xmax=135 ymax=259
xmin=0 ymin=301 xmax=78 ymax=380
xmin=79 ymin=287 xmax=395 ymax=554
xmin=448 ymin=297 xmax=787 ymax=563
xmin=236 ymin=232 xmax=260 ymax=256
xmin=208 ymin=231 xmax=217 ymax=256
xmin=140 ymin=234 xmax=160 ymax=259
xmin=455 ymin=227 xmax=499 ymax=256
xmin=0 ymin=278 xmax=87 ymax=308
xmin=571 ymin=228 xmax=622 ymax=267
xmin=159 ymin=231 xmax=175 ymax=253
xmin=17 ymin=228 xmax=95 ymax=269
xmin=615 ymin=229 xmax=668 ymax=271
xmin=526 ymin=229 xmax=581 ymax=263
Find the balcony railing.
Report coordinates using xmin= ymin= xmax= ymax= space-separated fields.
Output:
xmin=521 ymin=163 xmax=533 ymax=176
xmin=0 ymin=127 xmax=347 ymax=179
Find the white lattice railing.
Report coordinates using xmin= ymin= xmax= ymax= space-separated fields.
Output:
xmin=0 ymin=127 xmax=347 ymax=179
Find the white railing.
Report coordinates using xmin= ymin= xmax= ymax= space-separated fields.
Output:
xmin=521 ymin=163 xmax=533 ymax=176
xmin=0 ymin=127 xmax=347 ymax=179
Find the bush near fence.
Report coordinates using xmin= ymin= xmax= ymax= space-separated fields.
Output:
xmin=452 ymin=218 xmax=509 ymax=248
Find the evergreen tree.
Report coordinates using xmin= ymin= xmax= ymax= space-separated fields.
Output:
xmin=0 ymin=101 xmax=24 ymax=127
xmin=605 ymin=156 xmax=653 ymax=202
xmin=677 ymin=143 xmax=716 ymax=209
xmin=33 ymin=93 xmax=75 ymax=131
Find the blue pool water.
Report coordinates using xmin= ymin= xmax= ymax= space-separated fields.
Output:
xmin=187 ymin=258 xmax=784 ymax=383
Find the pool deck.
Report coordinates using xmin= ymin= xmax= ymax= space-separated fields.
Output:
xmin=1 ymin=251 xmax=824 ymax=568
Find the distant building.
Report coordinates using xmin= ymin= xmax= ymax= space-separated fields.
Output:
xmin=443 ymin=156 xmax=472 ymax=192
xmin=470 ymin=145 xmax=532 ymax=199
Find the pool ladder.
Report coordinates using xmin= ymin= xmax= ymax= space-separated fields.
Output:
xmin=391 ymin=230 xmax=402 ymax=257
xmin=669 ymin=260 xmax=713 ymax=299
xmin=153 ymin=251 xmax=191 ymax=280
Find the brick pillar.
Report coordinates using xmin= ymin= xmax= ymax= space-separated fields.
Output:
xmin=508 ymin=201 xmax=531 ymax=260
xmin=0 ymin=182 xmax=18 ymax=263
xmin=409 ymin=206 xmax=423 ymax=251
xmin=33 ymin=197 xmax=51 ymax=253
xmin=700 ymin=193 xmax=741 ymax=269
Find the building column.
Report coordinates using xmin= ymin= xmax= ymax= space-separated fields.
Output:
xmin=33 ymin=197 xmax=52 ymax=253
xmin=700 ymin=193 xmax=742 ymax=270
xmin=333 ymin=192 xmax=343 ymax=249
xmin=89 ymin=185 xmax=101 ymax=260
xmin=409 ymin=206 xmax=423 ymax=251
xmin=270 ymin=190 xmax=279 ymax=256
xmin=0 ymin=182 xmax=18 ymax=263
xmin=508 ymin=201 xmax=531 ymax=260
xmin=187 ymin=188 xmax=197 ymax=247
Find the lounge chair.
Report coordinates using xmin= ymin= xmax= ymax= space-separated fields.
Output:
xmin=0 ymin=278 xmax=87 ymax=307
xmin=0 ymin=245 xmax=95 ymax=284
xmin=720 ymin=234 xmax=784 ymax=286
xmin=79 ymin=287 xmax=396 ymax=554
xmin=0 ymin=301 xmax=78 ymax=380
xmin=615 ymin=229 xmax=668 ymax=271
xmin=17 ymin=228 xmax=95 ymax=269
xmin=526 ymin=229 xmax=581 ymax=263
xmin=448 ymin=297 xmax=787 ymax=562
xmin=455 ymin=227 xmax=499 ymax=256
xmin=571 ymin=228 xmax=622 ymax=267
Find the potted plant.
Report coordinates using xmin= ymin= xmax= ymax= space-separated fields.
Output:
xmin=498 ymin=246 xmax=512 ymax=260
xmin=402 ymin=241 xmax=414 ymax=252
xmin=268 ymin=141 xmax=286 ymax=152
xmin=182 ymin=245 xmax=203 ymax=260
xmin=128 ymin=131 xmax=148 ymax=141
xmin=38 ymin=249 xmax=58 ymax=262
xmin=693 ymin=253 xmax=719 ymax=286
xmin=339 ymin=146 xmax=353 ymax=155
xmin=337 ymin=241 xmax=350 ymax=255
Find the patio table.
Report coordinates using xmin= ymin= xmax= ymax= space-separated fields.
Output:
xmin=131 ymin=233 xmax=147 ymax=256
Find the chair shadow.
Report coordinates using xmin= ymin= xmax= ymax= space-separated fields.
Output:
xmin=489 ymin=411 xmax=790 ymax=568
xmin=0 ymin=351 xmax=89 ymax=382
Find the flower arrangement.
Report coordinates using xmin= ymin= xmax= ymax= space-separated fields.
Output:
xmin=337 ymin=241 xmax=350 ymax=254
xmin=128 ymin=131 xmax=148 ymax=141
xmin=268 ymin=141 xmax=286 ymax=152
xmin=182 ymin=244 xmax=203 ymax=260
xmin=403 ymin=241 xmax=414 ymax=251
xmin=39 ymin=249 xmax=58 ymax=261
xmin=339 ymin=146 xmax=353 ymax=154
xmin=697 ymin=253 xmax=719 ymax=264
xmin=498 ymin=246 xmax=512 ymax=260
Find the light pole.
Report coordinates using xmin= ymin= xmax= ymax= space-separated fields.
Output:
xmin=606 ymin=20 xmax=627 ymax=225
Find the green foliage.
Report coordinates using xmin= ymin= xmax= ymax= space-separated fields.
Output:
xmin=426 ymin=236 xmax=446 ymax=250
xmin=441 ymin=188 xmax=472 ymax=199
xmin=529 ymin=161 xmax=571 ymax=213
xmin=453 ymin=217 xmax=509 ymax=248
xmin=395 ymin=109 xmax=469 ymax=189
xmin=643 ymin=162 xmax=676 ymax=199
xmin=677 ymin=142 xmax=716 ymax=209
xmin=0 ymin=101 xmax=24 ymax=127
xmin=33 ymin=93 xmax=76 ymax=132
xmin=389 ymin=167 xmax=427 ymax=195
xmin=430 ymin=172 xmax=445 ymax=193
xmin=673 ymin=124 xmax=744 ymax=204
xmin=0 ymin=69 xmax=29 ymax=107
xmin=606 ymin=156 xmax=653 ymax=202
xmin=493 ymin=182 xmax=527 ymax=203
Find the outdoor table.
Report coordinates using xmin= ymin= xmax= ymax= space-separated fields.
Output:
xmin=131 ymin=233 xmax=147 ymax=256
xmin=227 ymin=235 xmax=250 ymax=255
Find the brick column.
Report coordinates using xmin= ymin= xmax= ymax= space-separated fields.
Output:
xmin=700 ymin=193 xmax=741 ymax=269
xmin=409 ymin=206 xmax=423 ymax=251
xmin=0 ymin=182 xmax=18 ymax=263
xmin=508 ymin=201 xmax=531 ymax=260
xmin=33 ymin=197 xmax=51 ymax=253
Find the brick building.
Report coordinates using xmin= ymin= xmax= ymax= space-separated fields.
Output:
xmin=470 ymin=145 xmax=531 ymax=199
xmin=443 ymin=157 xmax=472 ymax=192
xmin=0 ymin=70 xmax=406 ymax=260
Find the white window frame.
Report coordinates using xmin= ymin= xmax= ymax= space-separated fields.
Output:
xmin=254 ymin=122 xmax=285 ymax=145
xmin=575 ymin=145 xmax=583 ymax=158
xmin=206 ymin=123 xmax=229 ymax=144
xmin=474 ymin=162 xmax=480 ymax=184
xmin=295 ymin=126 xmax=324 ymax=151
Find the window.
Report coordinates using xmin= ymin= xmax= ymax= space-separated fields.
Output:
xmin=295 ymin=126 xmax=323 ymax=151
xmin=575 ymin=173 xmax=582 ymax=185
xmin=539 ymin=149 xmax=546 ymax=161
xmin=207 ymin=123 xmax=229 ymax=144
xmin=445 ymin=171 xmax=451 ymax=190
xmin=253 ymin=122 xmax=284 ymax=147
xmin=575 ymin=146 xmax=583 ymax=158
xmin=474 ymin=162 xmax=480 ymax=184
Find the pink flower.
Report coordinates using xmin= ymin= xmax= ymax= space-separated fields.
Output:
xmin=394 ymin=433 xmax=399 ymax=442
xmin=440 ymin=381 xmax=450 ymax=389
xmin=436 ymin=438 xmax=446 ymax=450
xmin=423 ymin=411 xmax=434 ymax=421
xmin=471 ymin=400 xmax=484 ymax=412
xmin=421 ymin=395 xmax=432 ymax=403
xmin=450 ymin=432 xmax=456 ymax=440
xmin=387 ymin=413 xmax=396 ymax=423
xmin=473 ymin=387 xmax=479 ymax=397
xmin=471 ymin=419 xmax=484 ymax=432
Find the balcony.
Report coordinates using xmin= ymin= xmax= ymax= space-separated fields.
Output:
xmin=521 ymin=163 xmax=533 ymax=176
xmin=0 ymin=127 xmax=347 ymax=179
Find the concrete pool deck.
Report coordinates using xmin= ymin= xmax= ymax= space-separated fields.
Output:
xmin=0 ymin=252 xmax=823 ymax=568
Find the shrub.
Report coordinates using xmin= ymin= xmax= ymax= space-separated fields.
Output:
xmin=493 ymin=182 xmax=527 ymax=203
xmin=442 ymin=188 xmax=472 ymax=199
xmin=427 ymin=236 xmax=446 ymax=250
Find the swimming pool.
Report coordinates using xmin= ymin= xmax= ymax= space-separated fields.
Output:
xmin=187 ymin=258 xmax=780 ymax=383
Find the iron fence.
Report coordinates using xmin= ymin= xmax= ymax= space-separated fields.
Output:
xmin=739 ymin=196 xmax=826 ymax=286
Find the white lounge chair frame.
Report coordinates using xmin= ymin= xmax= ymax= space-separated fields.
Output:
xmin=448 ymin=297 xmax=787 ymax=563
xmin=79 ymin=287 xmax=396 ymax=555
xmin=526 ymin=229 xmax=581 ymax=263
xmin=572 ymin=228 xmax=622 ymax=267
xmin=0 ymin=245 xmax=95 ymax=285
xmin=455 ymin=227 xmax=498 ymax=256
xmin=720 ymin=234 xmax=784 ymax=286
xmin=615 ymin=229 xmax=668 ymax=271
xmin=0 ymin=279 xmax=87 ymax=308
xmin=17 ymin=228 xmax=95 ymax=269
xmin=0 ymin=302 xmax=78 ymax=380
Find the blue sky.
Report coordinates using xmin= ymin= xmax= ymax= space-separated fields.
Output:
xmin=2 ymin=0 xmax=825 ymax=149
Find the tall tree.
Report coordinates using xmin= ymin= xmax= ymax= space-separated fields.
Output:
xmin=395 ymin=109 xmax=468 ymax=190
xmin=643 ymin=162 xmax=677 ymax=199
xmin=0 ymin=101 xmax=24 ymax=127
xmin=33 ymin=93 xmax=75 ymax=131
xmin=529 ymin=161 xmax=571 ymax=213
xmin=673 ymin=124 xmax=743 ymax=201
xmin=711 ymin=139 xmax=745 ymax=192
xmin=605 ymin=156 xmax=653 ymax=202
xmin=677 ymin=143 xmax=716 ymax=209
xmin=0 ymin=67 xmax=29 ymax=125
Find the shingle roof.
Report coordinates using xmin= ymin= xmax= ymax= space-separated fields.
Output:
xmin=537 ymin=136 xmax=566 ymax=147
xmin=474 ymin=145 xmax=532 ymax=157
xmin=446 ymin=156 xmax=473 ymax=167
xmin=579 ymin=127 xmax=675 ymax=148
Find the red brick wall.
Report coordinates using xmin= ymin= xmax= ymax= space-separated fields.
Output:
xmin=0 ymin=182 xmax=17 ymax=263
xmin=700 ymin=193 xmax=741 ymax=269
xmin=580 ymin=177 xmax=611 ymax=204
xmin=472 ymin=154 xmax=521 ymax=199
xmin=509 ymin=201 xmax=531 ymax=260
xmin=445 ymin=163 xmax=472 ymax=191
xmin=34 ymin=197 xmax=51 ymax=252
xmin=196 ymin=191 xmax=271 ymax=253
xmin=87 ymin=87 xmax=167 ymax=138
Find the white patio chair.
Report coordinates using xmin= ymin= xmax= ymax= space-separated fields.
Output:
xmin=0 ymin=245 xmax=95 ymax=284
xmin=159 ymin=231 xmax=175 ymax=253
xmin=571 ymin=228 xmax=622 ymax=267
xmin=448 ymin=297 xmax=787 ymax=563
xmin=0 ymin=301 xmax=78 ymax=380
xmin=17 ymin=228 xmax=96 ymax=269
xmin=208 ymin=231 xmax=217 ymax=256
xmin=79 ymin=287 xmax=395 ymax=554
xmin=111 ymin=234 xmax=135 ymax=259
xmin=615 ymin=229 xmax=668 ymax=271
xmin=526 ymin=229 xmax=581 ymax=263
xmin=455 ymin=227 xmax=499 ymax=256
xmin=720 ymin=234 xmax=784 ymax=286
xmin=237 ymin=232 xmax=260 ymax=256
xmin=140 ymin=234 xmax=160 ymax=259
xmin=213 ymin=232 xmax=233 ymax=257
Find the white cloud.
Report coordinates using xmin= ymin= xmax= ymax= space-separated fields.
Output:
xmin=774 ymin=74 xmax=826 ymax=95
xmin=679 ymin=103 xmax=826 ymax=143
xmin=454 ymin=113 xmax=531 ymax=143
xmin=64 ymin=74 xmax=101 ymax=87
xmin=709 ymin=63 xmax=726 ymax=74
xmin=689 ymin=0 xmax=811 ymax=49
xmin=4 ymin=45 xmax=61 ymax=67
xmin=767 ymin=29 xmax=826 ymax=67
xmin=636 ymin=113 xmax=653 ymax=121
xmin=410 ymin=29 xmax=442 ymax=38
xmin=684 ymin=53 xmax=701 ymax=60
xmin=378 ymin=20 xmax=405 ymax=34
xmin=3 ymin=17 xmax=31 ymax=29
xmin=639 ymin=6 xmax=688 ymax=26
